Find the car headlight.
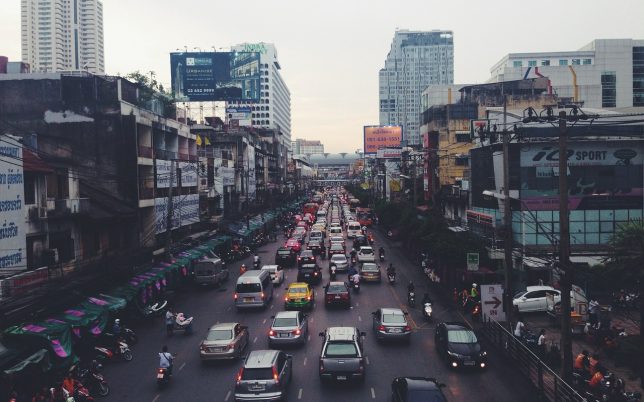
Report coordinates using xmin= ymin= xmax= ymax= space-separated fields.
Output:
xmin=480 ymin=351 xmax=487 ymax=357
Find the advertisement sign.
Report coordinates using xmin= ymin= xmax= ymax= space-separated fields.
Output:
xmin=156 ymin=159 xmax=176 ymax=189
xmin=364 ymin=126 xmax=402 ymax=155
xmin=376 ymin=147 xmax=402 ymax=159
xmin=221 ymin=167 xmax=235 ymax=187
xmin=466 ymin=253 xmax=479 ymax=271
xmin=0 ymin=135 xmax=26 ymax=274
xmin=481 ymin=284 xmax=506 ymax=321
xmin=520 ymin=142 xmax=644 ymax=210
xmin=179 ymin=162 xmax=198 ymax=187
xmin=470 ymin=119 xmax=490 ymax=139
xmin=154 ymin=194 xmax=200 ymax=234
xmin=170 ymin=52 xmax=261 ymax=102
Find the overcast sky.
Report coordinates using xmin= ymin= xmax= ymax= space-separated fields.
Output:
xmin=2 ymin=0 xmax=644 ymax=152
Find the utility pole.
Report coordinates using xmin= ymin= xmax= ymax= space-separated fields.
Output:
xmin=164 ymin=160 xmax=175 ymax=261
xmin=502 ymin=88 xmax=513 ymax=328
xmin=558 ymin=110 xmax=573 ymax=382
xmin=412 ymin=154 xmax=418 ymax=209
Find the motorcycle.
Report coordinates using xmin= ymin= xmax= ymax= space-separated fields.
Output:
xmin=76 ymin=360 xmax=109 ymax=397
xmin=94 ymin=340 xmax=133 ymax=362
xmin=122 ymin=327 xmax=138 ymax=345
xmin=352 ymin=279 xmax=360 ymax=293
xmin=471 ymin=301 xmax=481 ymax=321
xmin=141 ymin=299 xmax=168 ymax=319
xmin=379 ymin=252 xmax=385 ymax=262
xmin=168 ymin=313 xmax=194 ymax=336
xmin=330 ymin=266 xmax=337 ymax=281
xmin=423 ymin=303 xmax=433 ymax=320
xmin=253 ymin=259 xmax=261 ymax=270
xmin=157 ymin=367 xmax=171 ymax=388
xmin=351 ymin=255 xmax=357 ymax=265
xmin=387 ymin=272 xmax=396 ymax=285
xmin=408 ymin=291 xmax=416 ymax=307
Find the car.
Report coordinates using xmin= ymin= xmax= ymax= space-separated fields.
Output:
xmin=329 ymin=235 xmax=345 ymax=246
xmin=353 ymin=236 xmax=369 ymax=250
xmin=292 ymin=231 xmax=306 ymax=244
xmin=328 ymin=242 xmax=345 ymax=258
xmin=329 ymin=254 xmax=349 ymax=272
xmin=297 ymin=263 xmax=322 ymax=285
xmin=297 ymin=249 xmax=316 ymax=267
xmin=357 ymin=246 xmax=375 ymax=263
xmin=284 ymin=282 xmax=315 ymax=310
xmin=307 ymin=239 xmax=324 ymax=256
xmin=372 ymin=308 xmax=412 ymax=342
xmin=297 ymin=220 xmax=308 ymax=228
xmin=234 ymin=349 xmax=293 ymax=402
xmin=261 ymin=265 xmax=284 ymax=286
xmin=268 ymin=311 xmax=309 ymax=347
xmin=360 ymin=262 xmax=381 ymax=282
xmin=319 ymin=327 xmax=366 ymax=383
xmin=391 ymin=377 xmax=448 ymax=402
xmin=200 ymin=322 xmax=249 ymax=361
xmin=435 ymin=322 xmax=487 ymax=369
xmin=285 ymin=238 xmax=301 ymax=253
xmin=275 ymin=247 xmax=297 ymax=267
xmin=513 ymin=286 xmax=561 ymax=312
xmin=309 ymin=230 xmax=324 ymax=243
xmin=324 ymin=281 xmax=351 ymax=308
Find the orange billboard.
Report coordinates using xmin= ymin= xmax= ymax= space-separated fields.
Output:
xmin=363 ymin=126 xmax=402 ymax=154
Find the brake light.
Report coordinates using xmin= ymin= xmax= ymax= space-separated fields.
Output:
xmin=272 ymin=366 xmax=279 ymax=383
xmin=404 ymin=325 xmax=412 ymax=332
xmin=234 ymin=293 xmax=238 ymax=300
xmin=319 ymin=360 xmax=324 ymax=372
xmin=306 ymin=296 xmax=311 ymax=301
xmin=236 ymin=368 xmax=243 ymax=383
xmin=269 ymin=330 xmax=275 ymax=336
xmin=284 ymin=296 xmax=289 ymax=301
xmin=261 ymin=292 xmax=265 ymax=299
xmin=293 ymin=329 xmax=301 ymax=335
xmin=158 ymin=368 xmax=165 ymax=374
xmin=227 ymin=343 xmax=235 ymax=350
xmin=341 ymin=293 xmax=349 ymax=299
xmin=378 ymin=325 xmax=385 ymax=331
xmin=314 ymin=272 xmax=318 ymax=276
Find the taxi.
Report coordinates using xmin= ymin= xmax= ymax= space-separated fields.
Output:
xmin=284 ymin=282 xmax=315 ymax=311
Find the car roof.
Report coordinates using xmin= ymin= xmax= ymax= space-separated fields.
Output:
xmin=274 ymin=310 xmax=299 ymax=318
xmin=381 ymin=307 xmax=404 ymax=315
xmin=326 ymin=326 xmax=358 ymax=340
xmin=360 ymin=246 xmax=372 ymax=250
xmin=208 ymin=322 xmax=237 ymax=331
xmin=261 ymin=265 xmax=279 ymax=270
xmin=525 ymin=285 xmax=557 ymax=292
xmin=288 ymin=282 xmax=309 ymax=288
xmin=397 ymin=377 xmax=441 ymax=391
xmin=245 ymin=350 xmax=278 ymax=368
xmin=328 ymin=281 xmax=346 ymax=287
xmin=442 ymin=322 xmax=471 ymax=331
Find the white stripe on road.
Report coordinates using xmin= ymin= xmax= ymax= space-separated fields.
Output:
xmin=356 ymin=302 xmax=359 ymax=307
xmin=253 ymin=336 xmax=258 ymax=344
xmin=270 ymin=304 xmax=274 ymax=309
xmin=358 ymin=315 xmax=362 ymax=322
xmin=224 ymin=390 xmax=231 ymax=401
xmin=298 ymin=388 xmax=303 ymax=400
xmin=307 ymin=335 xmax=311 ymax=342
xmin=371 ymin=388 xmax=376 ymax=399
xmin=303 ymin=357 xmax=307 ymax=366
xmin=262 ymin=319 xmax=267 ymax=324
xmin=365 ymin=356 xmax=370 ymax=365
xmin=152 ymin=394 xmax=160 ymax=402
xmin=179 ymin=362 xmax=186 ymax=371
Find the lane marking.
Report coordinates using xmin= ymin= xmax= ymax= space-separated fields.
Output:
xmin=270 ymin=304 xmax=274 ymax=309
xmin=307 ymin=335 xmax=311 ymax=342
xmin=152 ymin=394 xmax=160 ymax=402
xmin=303 ymin=357 xmax=307 ymax=366
xmin=365 ymin=356 xmax=370 ymax=365
xmin=298 ymin=388 xmax=303 ymax=400
xmin=310 ymin=317 xmax=314 ymax=323
xmin=253 ymin=337 xmax=258 ymax=344
xmin=371 ymin=387 xmax=376 ymax=399
xmin=227 ymin=306 xmax=231 ymax=311
xmin=262 ymin=319 xmax=267 ymax=324
xmin=356 ymin=302 xmax=360 ymax=307
xmin=179 ymin=362 xmax=186 ymax=371
xmin=224 ymin=390 xmax=231 ymax=401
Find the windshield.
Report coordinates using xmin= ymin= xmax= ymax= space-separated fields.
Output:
xmin=360 ymin=248 xmax=373 ymax=254
xmin=331 ymin=255 xmax=346 ymax=262
xmin=361 ymin=264 xmax=378 ymax=272
xmin=236 ymin=283 xmax=261 ymax=293
xmin=288 ymin=287 xmax=308 ymax=294
xmin=447 ymin=329 xmax=478 ymax=344
xmin=273 ymin=317 xmax=298 ymax=327
xmin=324 ymin=342 xmax=358 ymax=357
xmin=278 ymin=250 xmax=292 ymax=255
xmin=331 ymin=244 xmax=343 ymax=250
xmin=206 ymin=329 xmax=232 ymax=341
xmin=382 ymin=313 xmax=406 ymax=324
xmin=328 ymin=285 xmax=346 ymax=293
xmin=241 ymin=368 xmax=273 ymax=381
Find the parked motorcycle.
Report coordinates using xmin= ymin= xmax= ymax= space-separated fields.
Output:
xmin=76 ymin=360 xmax=109 ymax=397
xmin=94 ymin=340 xmax=133 ymax=362
xmin=408 ymin=291 xmax=416 ymax=307
xmin=423 ymin=303 xmax=433 ymax=320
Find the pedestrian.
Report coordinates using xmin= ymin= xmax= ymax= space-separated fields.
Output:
xmin=165 ymin=309 xmax=174 ymax=335
xmin=537 ymin=329 xmax=547 ymax=357
xmin=514 ymin=316 xmax=526 ymax=338
xmin=588 ymin=299 xmax=599 ymax=326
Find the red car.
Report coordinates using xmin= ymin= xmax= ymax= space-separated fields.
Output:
xmin=285 ymin=238 xmax=302 ymax=253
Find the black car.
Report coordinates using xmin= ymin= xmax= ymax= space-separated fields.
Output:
xmin=353 ymin=235 xmax=368 ymax=250
xmin=435 ymin=322 xmax=487 ymax=369
xmin=275 ymin=247 xmax=297 ymax=267
xmin=324 ymin=281 xmax=350 ymax=308
xmin=391 ymin=377 xmax=447 ymax=402
xmin=327 ymin=243 xmax=345 ymax=258
xmin=307 ymin=239 xmax=323 ymax=256
xmin=297 ymin=250 xmax=316 ymax=267
xmin=297 ymin=263 xmax=322 ymax=285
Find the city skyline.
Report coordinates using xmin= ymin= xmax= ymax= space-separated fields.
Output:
xmin=1 ymin=0 xmax=644 ymax=152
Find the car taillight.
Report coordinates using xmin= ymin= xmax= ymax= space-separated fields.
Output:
xmin=261 ymin=292 xmax=265 ymax=299
xmin=358 ymin=359 xmax=365 ymax=372
xmin=234 ymin=293 xmax=238 ymax=300
xmin=378 ymin=325 xmax=385 ymax=331
xmin=158 ymin=368 xmax=165 ymax=374
xmin=404 ymin=325 xmax=412 ymax=332
xmin=272 ymin=366 xmax=279 ymax=383
xmin=200 ymin=345 xmax=207 ymax=351
xmin=227 ymin=343 xmax=235 ymax=350
xmin=319 ymin=360 xmax=324 ymax=372
xmin=293 ymin=329 xmax=301 ymax=335
xmin=284 ymin=296 xmax=289 ymax=301
xmin=269 ymin=330 xmax=275 ymax=336
xmin=236 ymin=368 xmax=243 ymax=383
xmin=314 ymin=272 xmax=318 ymax=276
xmin=341 ymin=293 xmax=349 ymax=299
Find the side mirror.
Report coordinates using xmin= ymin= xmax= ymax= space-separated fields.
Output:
xmin=360 ymin=331 xmax=367 ymax=337
xmin=403 ymin=311 xmax=409 ymax=315
xmin=270 ymin=315 xmax=275 ymax=319
xmin=318 ymin=332 xmax=325 ymax=337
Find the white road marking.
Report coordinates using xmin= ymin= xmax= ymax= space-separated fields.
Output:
xmin=227 ymin=306 xmax=231 ymax=311
xmin=371 ymin=387 xmax=376 ymax=399
xmin=307 ymin=335 xmax=311 ymax=341
xmin=358 ymin=315 xmax=362 ymax=321
xmin=298 ymin=388 xmax=303 ymax=400
xmin=310 ymin=317 xmax=314 ymax=323
xmin=224 ymin=390 xmax=231 ymax=401
xmin=179 ymin=362 xmax=186 ymax=371
xmin=270 ymin=304 xmax=274 ymax=309
xmin=365 ymin=356 xmax=370 ymax=365
xmin=262 ymin=319 xmax=267 ymax=324
xmin=303 ymin=357 xmax=307 ymax=366
xmin=356 ymin=302 xmax=359 ymax=307
xmin=152 ymin=394 xmax=160 ymax=402
xmin=253 ymin=336 xmax=258 ymax=344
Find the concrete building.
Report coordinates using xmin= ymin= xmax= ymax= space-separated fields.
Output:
xmin=21 ymin=0 xmax=105 ymax=74
xmin=0 ymin=56 xmax=30 ymax=74
xmin=488 ymin=39 xmax=644 ymax=109
xmin=228 ymin=43 xmax=291 ymax=151
xmin=291 ymin=139 xmax=324 ymax=155
xmin=379 ymin=30 xmax=454 ymax=146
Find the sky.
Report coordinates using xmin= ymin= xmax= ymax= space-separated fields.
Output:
xmin=2 ymin=0 xmax=644 ymax=153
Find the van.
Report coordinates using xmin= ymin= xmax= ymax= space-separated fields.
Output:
xmin=235 ymin=270 xmax=273 ymax=309
xmin=329 ymin=226 xmax=342 ymax=237
xmin=194 ymin=257 xmax=228 ymax=287
xmin=346 ymin=221 xmax=362 ymax=239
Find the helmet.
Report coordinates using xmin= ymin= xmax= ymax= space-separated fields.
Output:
xmin=472 ymin=283 xmax=477 ymax=288
xmin=114 ymin=319 xmax=120 ymax=325
xmin=241 ymin=264 xmax=246 ymax=268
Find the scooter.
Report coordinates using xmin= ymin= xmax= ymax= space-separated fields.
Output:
xmin=330 ymin=266 xmax=337 ymax=281
xmin=423 ymin=303 xmax=433 ymax=320
xmin=352 ymin=279 xmax=360 ymax=293
xmin=387 ymin=272 xmax=396 ymax=285
xmin=379 ymin=253 xmax=385 ymax=262
xmin=94 ymin=340 xmax=133 ymax=362
xmin=142 ymin=299 xmax=168 ymax=319
xmin=122 ymin=327 xmax=138 ymax=345
xmin=156 ymin=367 xmax=171 ymax=388
xmin=76 ymin=360 xmax=109 ymax=397
xmin=253 ymin=259 xmax=261 ymax=270
xmin=408 ymin=291 xmax=416 ymax=307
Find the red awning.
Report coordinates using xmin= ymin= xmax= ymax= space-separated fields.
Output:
xmin=23 ymin=149 xmax=53 ymax=173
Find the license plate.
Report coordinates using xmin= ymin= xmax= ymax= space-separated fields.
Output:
xmin=249 ymin=384 xmax=265 ymax=391
xmin=390 ymin=328 xmax=402 ymax=333
xmin=334 ymin=296 xmax=341 ymax=299
xmin=464 ymin=361 xmax=475 ymax=366
xmin=337 ymin=375 xmax=347 ymax=380
xmin=279 ymin=333 xmax=289 ymax=338
xmin=244 ymin=297 xmax=254 ymax=302
xmin=157 ymin=373 xmax=164 ymax=379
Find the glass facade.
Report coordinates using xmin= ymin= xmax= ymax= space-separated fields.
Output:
xmin=601 ymin=72 xmax=617 ymax=107
xmin=634 ymin=47 xmax=644 ymax=107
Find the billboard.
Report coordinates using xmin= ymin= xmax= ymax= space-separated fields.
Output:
xmin=0 ymin=135 xmax=26 ymax=274
xmin=226 ymin=107 xmax=252 ymax=126
xmin=154 ymin=194 xmax=200 ymax=234
xmin=519 ymin=142 xmax=644 ymax=210
xmin=363 ymin=126 xmax=402 ymax=155
xmin=170 ymin=52 xmax=261 ymax=101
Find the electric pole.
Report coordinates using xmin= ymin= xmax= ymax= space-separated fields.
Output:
xmin=502 ymin=89 xmax=513 ymax=328
xmin=558 ymin=110 xmax=573 ymax=381
xmin=164 ymin=159 xmax=175 ymax=261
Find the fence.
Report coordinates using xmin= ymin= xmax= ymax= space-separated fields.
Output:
xmin=481 ymin=316 xmax=586 ymax=402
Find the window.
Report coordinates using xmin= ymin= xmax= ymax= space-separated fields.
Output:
xmin=572 ymin=59 xmax=581 ymax=65
xmin=541 ymin=60 xmax=550 ymax=66
xmin=528 ymin=60 xmax=537 ymax=67
xmin=559 ymin=59 xmax=568 ymax=66
xmin=455 ymin=133 xmax=470 ymax=143
xmin=601 ymin=72 xmax=617 ymax=107
xmin=633 ymin=47 xmax=644 ymax=106
xmin=583 ymin=59 xmax=592 ymax=65
xmin=512 ymin=60 xmax=523 ymax=68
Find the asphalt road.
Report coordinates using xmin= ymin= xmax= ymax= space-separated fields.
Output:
xmin=101 ymin=228 xmax=540 ymax=402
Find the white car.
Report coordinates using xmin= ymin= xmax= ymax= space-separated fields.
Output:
xmin=329 ymin=254 xmax=349 ymax=272
xmin=261 ymin=265 xmax=284 ymax=286
xmin=513 ymin=286 xmax=561 ymax=312
xmin=357 ymin=246 xmax=375 ymax=263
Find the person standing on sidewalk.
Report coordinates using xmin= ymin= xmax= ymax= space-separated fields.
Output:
xmin=537 ymin=329 xmax=547 ymax=357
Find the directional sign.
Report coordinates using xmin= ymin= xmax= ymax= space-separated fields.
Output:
xmin=481 ymin=284 xmax=506 ymax=321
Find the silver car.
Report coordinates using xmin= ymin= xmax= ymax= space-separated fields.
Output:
xmin=357 ymin=246 xmax=375 ymax=263
xmin=372 ymin=308 xmax=412 ymax=342
xmin=329 ymin=254 xmax=348 ymax=272
xmin=268 ymin=311 xmax=308 ymax=347
xmin=200 ymin=322 xmax=249 ymax=360
xmin=234 ymin=349 xmax=293 ymax=402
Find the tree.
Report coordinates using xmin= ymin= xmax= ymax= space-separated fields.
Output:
xmin=124 ymin=71 xmax=176 ymax=117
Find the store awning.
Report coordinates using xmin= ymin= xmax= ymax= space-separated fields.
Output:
xmin=3 ymin=349 xmax=51 ymax=375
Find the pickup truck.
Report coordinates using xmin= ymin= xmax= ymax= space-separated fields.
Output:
xmin=319 ymin=327 xmax=366 ymax=383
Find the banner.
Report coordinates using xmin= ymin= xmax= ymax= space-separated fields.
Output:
xmin=179 ymin=162 xmax=198 ymax=187
xmin=364 ymin=126 xmax=402 ymax=154
xmin=156 ymin=159 xmax=176 ymax=189
xmin=154 ymin=194 xmax=200 ymax=234
xmin=0 ymin=135 xmax=26 ymax=274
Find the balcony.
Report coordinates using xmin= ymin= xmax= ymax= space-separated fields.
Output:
xmin=138 ymin=145 xmax=153 ymax=158
xmin=46 ymin=198 xmax=90 ymax=217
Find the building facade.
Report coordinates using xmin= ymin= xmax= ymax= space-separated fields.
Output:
xmin=379 ymin=30 xmax=454 ymax=146
xmin=291 ymin=139 xmax=324 ymax=155
xmin=21 ymin=0 xmax=105 ymax=74
xmin=488 ymin=39 xmax=644 ymax=109
xmin=228 ymin=43 xmax=291 ymax=151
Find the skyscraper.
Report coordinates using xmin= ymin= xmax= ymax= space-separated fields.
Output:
xmin=21 ymin=0 xmax=105 ymax=74
xmin=379 ymin=30 xmax=454 ymax=146
xmin=229 ymin=43 xmax=292 ymax=150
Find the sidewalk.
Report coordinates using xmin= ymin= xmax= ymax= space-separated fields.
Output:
xmin=526 ymin=312 xmax=642 ymax=394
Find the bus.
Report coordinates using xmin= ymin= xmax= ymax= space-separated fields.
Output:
xmin=349 ymin=198 xmax=360 ymax=212
xmin=356 ymin=207 xmax=373 ymax=227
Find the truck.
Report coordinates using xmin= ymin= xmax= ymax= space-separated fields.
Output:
xmin=546 ymin=284 xmax=589 ymax=335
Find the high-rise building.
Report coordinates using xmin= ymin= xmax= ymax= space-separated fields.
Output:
xmin=21 ymin=0 xmax=105 ymax=74
xmin=488 ymin=39 xmax=644 ymax=109
xmin=229 ymin=43 xmax=292 ymax=150
xmin=291 ymin=139 xmax=324 ymax=155
xmin=379 ymin=30 xmax=454 ymax=146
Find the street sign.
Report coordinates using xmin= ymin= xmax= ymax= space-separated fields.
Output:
xmin=466 ymin=252 xmax=479 ymax=271
xmin=481 ymin=284 xmax=506 ymax=321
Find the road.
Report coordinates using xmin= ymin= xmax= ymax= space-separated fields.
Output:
xmin=102 ymin=228 xmax=539 ymax=402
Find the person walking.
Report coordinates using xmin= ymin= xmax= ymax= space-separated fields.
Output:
xmin=537 ymin=329 xmax=547 ymax=357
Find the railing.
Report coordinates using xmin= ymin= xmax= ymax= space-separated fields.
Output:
xmin=480 ymin=317 xmax=585 ymax=402
xmin=138 ymin=145 xmax=153 ymax=158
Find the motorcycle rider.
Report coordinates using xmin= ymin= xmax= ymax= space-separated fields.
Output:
xmin=514 ymin=316 xmax=527 ymax=339
xmin=159 ymin=346 xmax=174 ymax=376
xmin=253 ymin=254 xmax=260 ymax=268
xmin=407 ymin=281 xmax=415 ymax=294
xmin=351 ymin=272 xmax=361 ymax=288
xmin=240 ymin=263 xmax=247 ymax=274
xmin=379 ymin=246 xmax=385 ymax=259
xmin=330 ymin=265 xmax=337 ymax=281
xmin=165 ymin=309 xmax=174 ymax=335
